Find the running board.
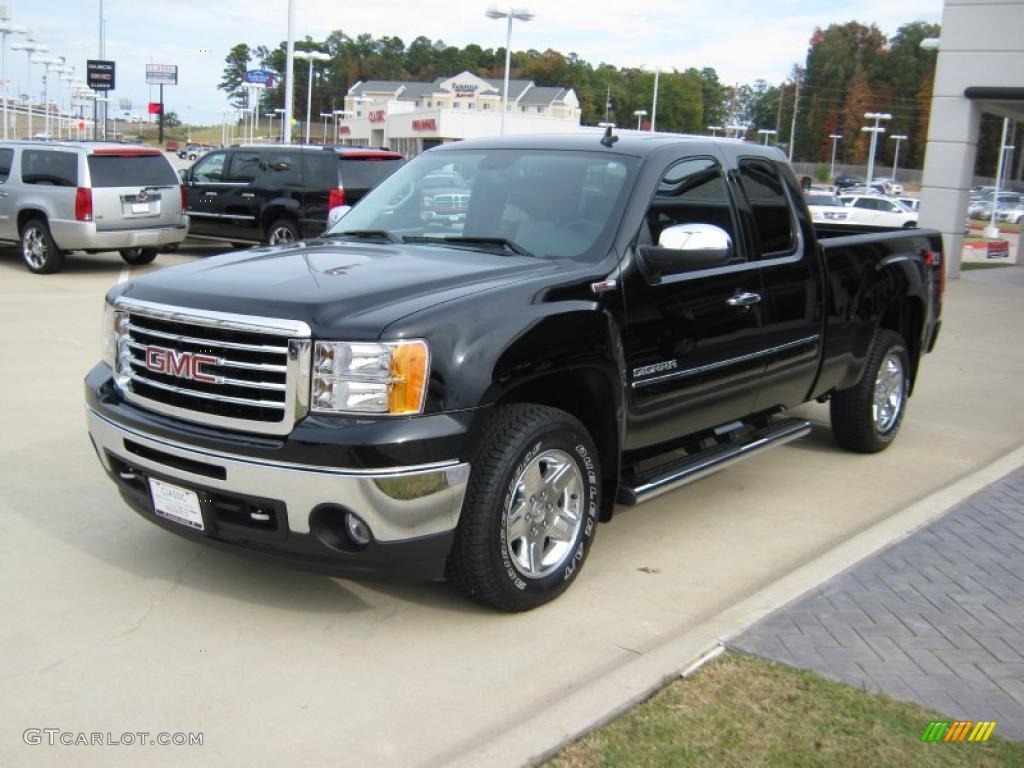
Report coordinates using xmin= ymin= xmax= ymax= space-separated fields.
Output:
xmin=618 ymin=417 xmax=812 ymax=506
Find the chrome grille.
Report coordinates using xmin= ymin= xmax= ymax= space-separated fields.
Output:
xmin=113 ymin=298 xmax=311 ymax=436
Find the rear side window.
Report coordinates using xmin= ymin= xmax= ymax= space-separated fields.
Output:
xmin=21 ymin=150 xmax=78 ymax=187
xmin=737 ymin=158 xmax=796 ymax=258
xmin=257 ymin=151 xmax=302 ymax=186
xmin=338 ymin=157 xmax=404 ymax=191
xmin=87 ymin=154 xmax=178 ymax=188
xmin=226 ymin=152 xmax=262 ymax=183
xmin=302 ymin=153 xmax=337 ymax=189
xmin=0 ymin=148 xmax=12 ymax=182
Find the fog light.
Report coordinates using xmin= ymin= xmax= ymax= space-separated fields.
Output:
xmin=345 ymin=512 xmax=371 ymax=546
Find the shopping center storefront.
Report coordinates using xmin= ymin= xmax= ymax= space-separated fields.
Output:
xmin=332 ymin=71 xmax=582 ymax=156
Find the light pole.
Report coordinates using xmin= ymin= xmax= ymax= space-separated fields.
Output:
xmin=283 ymin=0 xmax=295 ymax=143
xmin=757 ymin=128 xmax=777 ymax=145
xmin=220 ymin=107 xmax=232 ymax=146
xmin=633 ymin=109 xmax=646 ymax=130
xmin=293 ymin=50 xmax=330 ymax=144
xmin=486 ymin=5 xmax=535 ymax=136
xmin=11 ymin=36 xmax=46 ymax=138
xmin=273 ymin=107 xmax=285 ymax=141
xmin=650 ymin=66 xmax=660 ymax=132
xmin=861 ymin=112 xmax=891 ymax=190
xmin=35 ymin=55 xmax=64 ymax=138
xmin=889 ymin=134 xmax=907 ymax=188
xmin=56 ymin=66 xmax=74 ymax=138
xmin=0 ymin=12 xmax=26 ymax=140
xmin=319 ymin=112 xmax=332 ymax=144
xmin=828 ymin=133 xmax=842 ymax=181
xmin=332 ymin=108 xmax=349 ymax=143
xmin=987 ymin=117 xmax=1012 ymax=239
xmin=708 ymin=125 xmax=721 ymax=137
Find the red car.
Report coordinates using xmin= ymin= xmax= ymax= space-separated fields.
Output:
xmin=165 ymin=141 xmax=180 ymax=152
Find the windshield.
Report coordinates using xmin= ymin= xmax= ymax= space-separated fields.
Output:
xmin=87 ymin=155 xmax=179 ymax=188
xmin=327 ymin=149 xmax=637 ymax=262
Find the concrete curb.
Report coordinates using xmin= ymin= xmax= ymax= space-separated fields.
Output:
xmin=443 ymin=443 xmax=1024 ymax=768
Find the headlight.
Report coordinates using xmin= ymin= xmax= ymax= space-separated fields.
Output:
xmin=311 ymin=340 xmax=430 ymax=415
xmin=101 ymin=302 xmax=131 ymax=383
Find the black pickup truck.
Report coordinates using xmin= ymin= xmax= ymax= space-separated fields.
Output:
xmin=86 ymin=133 xmax=943 ymax=611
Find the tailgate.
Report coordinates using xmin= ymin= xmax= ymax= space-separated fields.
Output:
xmin=87 ymin=151 xmax=182 ymax=231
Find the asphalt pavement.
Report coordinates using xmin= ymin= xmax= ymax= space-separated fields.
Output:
xmin=1 ymin=248 xmax=1022 ymax=767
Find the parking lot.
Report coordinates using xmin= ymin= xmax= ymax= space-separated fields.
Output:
xmin=2 ymin=244 xmax=1023 ymax=767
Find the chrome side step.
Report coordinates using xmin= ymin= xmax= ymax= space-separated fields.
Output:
xmin=618 ymin=417 xmax=812 ymax=506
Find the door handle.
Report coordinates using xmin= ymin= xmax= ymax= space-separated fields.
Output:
xmin=240 ymin=193 xmax=255 ymax=198
xmin=206 ymin=191 xmax=218 ymax=197
xmin=727 ymin=291 xmax=761 ymax=308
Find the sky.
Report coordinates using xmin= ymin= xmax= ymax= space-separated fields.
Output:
xmin=14 ymin=0 xmax=942 ymax=125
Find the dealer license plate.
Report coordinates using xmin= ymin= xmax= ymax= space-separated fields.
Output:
xmin=149 ymin=478 xmax=205 ymax=531
xmin=131 ymin=202 xmax=151 ymax=214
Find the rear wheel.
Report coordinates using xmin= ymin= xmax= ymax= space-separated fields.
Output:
xmin=265 ymin=218 xmax=300 ymax=246
xmin=20 ymin=218 xmax=65 ymax=274
xmin=119 ymin=248 xmax=158 ymax=265
xmin=830 ymin=330 xmax=910 ymax=453
xmin=446 ymin=404 xmax=601 ymax=611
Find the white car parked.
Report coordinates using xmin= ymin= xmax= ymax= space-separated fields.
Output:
xmin=839 ymin=195 xmax=917 ymax=228
xmin=804 ymin=193 xmax=851 ymax=224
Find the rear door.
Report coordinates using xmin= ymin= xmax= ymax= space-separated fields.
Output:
xmin=213 ymin=150 xmax=264 ymax=242
xmin=86 ymin=149 xmax=181 ymax=232
xmin=0 ymin=148 xmax=14 ymax=240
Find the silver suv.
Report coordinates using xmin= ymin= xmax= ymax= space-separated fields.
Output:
xmin=0 ymin=141 xmax=188 ymax=274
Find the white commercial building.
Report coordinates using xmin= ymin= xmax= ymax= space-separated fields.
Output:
xmin=919 ymin=0 xmax=1024 ymax=276
xmin=333 ymin=71 xmax=582 ymax=157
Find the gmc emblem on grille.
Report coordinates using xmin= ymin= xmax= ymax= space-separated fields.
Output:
xmin=145 ymin=346 xmax=218 ymax=383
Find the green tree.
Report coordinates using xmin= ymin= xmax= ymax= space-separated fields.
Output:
xmin=218 ymin=43 xmax=252 ymax=108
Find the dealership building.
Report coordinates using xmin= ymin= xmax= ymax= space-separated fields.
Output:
xmin=333 ymin=71 xmax=582 ymax=157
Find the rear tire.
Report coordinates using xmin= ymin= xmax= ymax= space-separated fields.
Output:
xmin=119 ymin=248 xmax=158 ymax=265
xmin=830 ymin=330 xmax=910 ymax=453
xmin=20 ymin=218 xmax=65 ymax=274
xmin=446 ymin=404 xmax=601 ymax=612
xmin=265 ymin=218 xmax=300 ymax=246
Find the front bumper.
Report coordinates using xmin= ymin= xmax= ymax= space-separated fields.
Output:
xmin=50 ymin=219 xmax=188 ymax=251
xmin=86 ymin=405 xmax=470 ymax=580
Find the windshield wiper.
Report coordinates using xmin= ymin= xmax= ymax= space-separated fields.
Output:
xmin=403 ymin=235 xmax=534 ymax=258
xmin=324 ymin=229 xmax=400 ymax=243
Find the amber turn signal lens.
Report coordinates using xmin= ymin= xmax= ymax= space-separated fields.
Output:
xmin=388 ymin=340 xmax=429 ymax=415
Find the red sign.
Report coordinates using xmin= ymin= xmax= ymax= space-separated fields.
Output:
xmin=337 ymin=125 xmax=351 ymax=135
xmin=147 ymin=102 xmax=162 ymax=115
xmin=412 ymin=119 xmax=437 ymax=132
xmin=368 ymin=110 xmax=385 ymax=123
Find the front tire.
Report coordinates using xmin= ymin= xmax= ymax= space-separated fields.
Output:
xmin=446 ymin=404 xmax=601 ymax=611
xmin=119 ymin=247 xmax=158 ymax=265
xmin=20 ymin=218 xmax=65 ymax=274
xmin=830 ymin=330 xmax=910 ymax=453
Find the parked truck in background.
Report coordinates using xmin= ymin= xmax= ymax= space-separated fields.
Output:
xmin=86 ymin=133 xmax=943 ymax=611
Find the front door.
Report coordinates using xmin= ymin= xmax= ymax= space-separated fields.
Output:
xmin=185 ymin=150 xmax=231 ymax=239
xmin=621 ymin=154 xmax=765 ymax=452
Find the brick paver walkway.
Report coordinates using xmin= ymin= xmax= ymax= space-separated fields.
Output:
xmin=731 ymin=467 xmax=1024 ymax=740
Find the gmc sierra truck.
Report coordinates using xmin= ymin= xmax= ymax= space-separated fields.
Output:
xmin=86 ymin=133 xmax=943 ymax=611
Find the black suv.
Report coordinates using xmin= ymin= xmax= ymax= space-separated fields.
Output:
xmin=180 ymin=145 xmax=404 ymax=246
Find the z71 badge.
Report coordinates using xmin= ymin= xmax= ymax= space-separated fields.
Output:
xmin=633 ymin=360 xmax=678 ymax=378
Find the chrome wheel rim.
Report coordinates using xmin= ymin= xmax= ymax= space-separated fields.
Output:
xmin=268 ymin=225 xmax=296 ymax=245
xmin=873 ymin=353 xmax=905 ymax=433
xmin=503 ymin=448 xmax=584 ymax=579
xmin=23 ymin=227 xmax=47 ymax=269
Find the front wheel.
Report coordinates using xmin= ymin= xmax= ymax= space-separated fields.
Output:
xmin=446 ymin=404 xmax=601 ymax=611
xmin=830 ymin=330 xmax=910 ymax=453
xmin=119 ymin=247 xmax=158 ymax=265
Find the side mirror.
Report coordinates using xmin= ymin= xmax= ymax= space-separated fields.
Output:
xmin=637 ymin=223 xmax=733 ymax=283
xmin=327 ymin=205 xmax=352 ymax=228
xmin=178 ymin=168 xmax=190 ymax=184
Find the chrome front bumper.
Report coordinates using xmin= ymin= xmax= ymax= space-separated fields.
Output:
xmin=86 ymin=406 xmax=470 ymax=543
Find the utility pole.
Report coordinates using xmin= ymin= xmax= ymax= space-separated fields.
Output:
xmin=603 ymin=85 xmax=609 ymax=123
xmin=861 ymin=112 xmax=891 ymax=189
xmin=787 ymin=78 xmax=799 ymax=161
xmin=775 ymin=82 xmax=784 ymax=136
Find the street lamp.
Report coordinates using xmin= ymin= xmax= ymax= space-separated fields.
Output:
xmin=0 ymin=11 xmax=26 ymax=140
xmin=35 ymin=55 xmax=64 ymax=138
xmin=270 ymin=107 xmax=285 ymax=141
xmin=332 ymin=108 xmax=349 ymax=143
xmin=986 ymin=117 xmax=1013 ymax=239
xmin=485 ymin=5 xmax=534 ymax=136
xmin=220 ymin=107 xmax=232 ymax=146
xmin=293 ymin=50 xmax=330 ymax=144
xmin=889 ymin=134 xmax=907 ymax=188
xmin=828 ymin=134 xmax=842 ymax=181
xmin=319 ymin=112 xmax=332 ymax=144
xmin=861 ymin=112 xmax=891 ymax=190
xmin=650 ymin=66 xmax=660 ymax=131
xmin=707 ymin=125 xmax=722 ymax=137
xmin=632 ymin=108 xmax=647 ymax=131
xmin=11 ymin=36 xmax=46 ymax=138
xmin=757 ymin=128 xmax=777 ymax=145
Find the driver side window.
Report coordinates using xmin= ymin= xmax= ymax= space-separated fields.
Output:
xmin=640 ymin=157 xmax=739 ymax=259
xmin=192 ymin=151 xmax=226 ymax=183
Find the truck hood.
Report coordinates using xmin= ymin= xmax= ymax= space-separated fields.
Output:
xmin=117 ymin=239 xmax=563 ymax=338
